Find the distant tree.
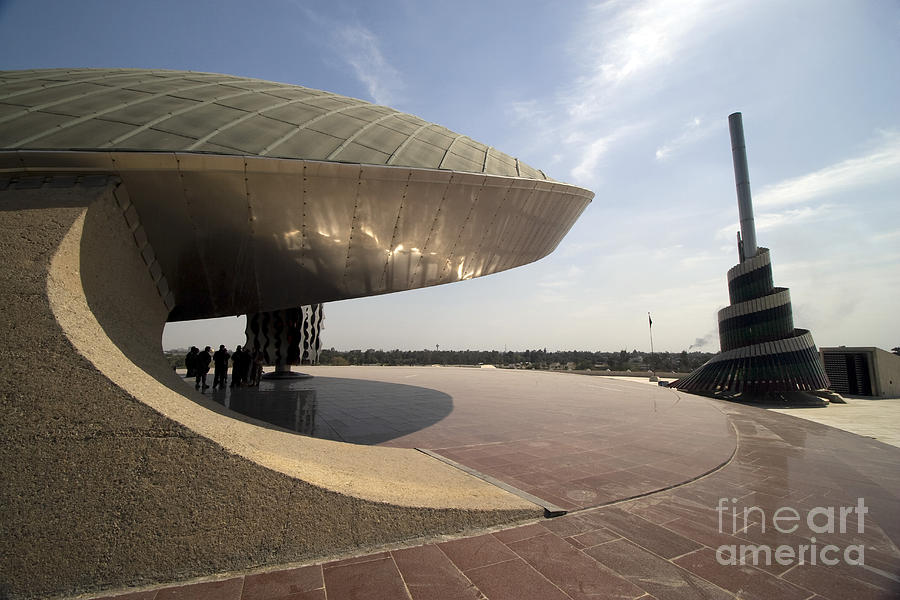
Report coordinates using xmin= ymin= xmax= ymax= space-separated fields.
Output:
xmin=163 ymin=350 xmax=185 ymax=369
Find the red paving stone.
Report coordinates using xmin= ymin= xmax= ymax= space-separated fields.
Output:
xmin=391 ymin=545 xmax=482 ymax=600
xmin=322 ymin=555 xmax=409 ymax=600
xmin=155 ymin=577 xmax=243 ymax=600
xmin=585 ymin=539 xmax=735 ymax=600
xmin=506 ymin=532 xmax=645 ymax=599
xmin=98 ymin=592 xmax=159 ymax=600
xmin=241 ymin=565 xmax=323 ymax=599
xmin=672 ymin=548 xmax=811 ymax=600
xmin=464 ymin=558 xmax=571 ymax=600
xmin=90 ymin=368 xmax=900 ymax=599
xmin=437 ymin=533 xmax=518 ymax=572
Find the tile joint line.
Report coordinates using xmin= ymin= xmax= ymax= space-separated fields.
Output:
xmin=414 ymin=448 xmax=567 ymax=518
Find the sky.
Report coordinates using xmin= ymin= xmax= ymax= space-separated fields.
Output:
xmin=2 ymin=0 xmax=898 ymax=353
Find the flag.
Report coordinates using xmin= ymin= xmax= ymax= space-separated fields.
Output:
xmin=648 ymin=313 xmax=652 ymax=327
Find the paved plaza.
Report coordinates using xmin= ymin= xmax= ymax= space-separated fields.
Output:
xmin=92 ymin=367 xmax=899 ymax=599
xmin=770 ymin=397 xmax=900 ymax=448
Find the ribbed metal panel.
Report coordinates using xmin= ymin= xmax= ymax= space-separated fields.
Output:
xmin=0 ymin=68 xmax=550 ymax=180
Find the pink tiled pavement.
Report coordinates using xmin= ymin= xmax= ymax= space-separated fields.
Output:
xmin=100 ymin=369 xmax=899 ymax=599
xmin=210 ymin=367 xmax=737 ymax=510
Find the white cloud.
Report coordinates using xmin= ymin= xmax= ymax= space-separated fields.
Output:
xmin=535 ymin=266 xmax=584 ymax=303
xmin=538 ymin=266 xmax=584 ymax=289
xmin=566 ymin=0 xmax=735 ymax=122
xmin=569 ymin=122 xmax=647 ymax=185
xmin=334 ymin=25 xmax=403 ymax=106
xmin=509 ymin=99 xmax=551 ymax=125
xmin=524 ymin=0 xmax=743 ymax=185
xmin=754 ymin=132 xmax=900 ymax=207
xmin=655 ymin=116 xmax=721 ymax=161
xmin=716 ymin=204 xmax=847 ymax=240
xmin=873 ymin=229 xmax=900 ymax=242
xmin=678 ymin=251 xmax=722 ymax=269
xmin=570 ymin=135 xmax=614 ymax=184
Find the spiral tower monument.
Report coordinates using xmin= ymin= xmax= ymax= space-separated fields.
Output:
xmin=671 ymin=113 xmax=829 ymax=399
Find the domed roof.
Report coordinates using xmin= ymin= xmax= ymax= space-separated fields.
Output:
xmin=0 ymin=68 xmax=550 ymax=180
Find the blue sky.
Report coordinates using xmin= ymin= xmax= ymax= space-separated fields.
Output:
xmin=2 ymin=0 xmax=898 ymax=352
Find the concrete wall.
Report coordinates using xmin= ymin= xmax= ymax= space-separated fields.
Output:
xmin=569 ymin=370 xmax=691 ymax=379
xmin=873 ymin=347 xmax=900 ymax=397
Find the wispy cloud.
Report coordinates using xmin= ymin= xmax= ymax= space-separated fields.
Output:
xmin=570 ymin=134 xmax=615 ymax=184
xmin=566 ymin=0 xmax=734 ymax=121
xmin=678 ymin=251 xmax=723 ymax=269
xmin=287 ymin=4 xmax=404 ymax=106
xmin=755 ymin=132 xmax=900 ymax=207
xmin=655 ymin=116 xmax=721 ymax=160
xmin=509 ymin=99 xmax=552 ymax=126
xmin=536 ymin=266 xmax=584 ymax=303
xmin=334 ymin=24 xmax=403 ymax=106
xmin=873 ymin=229 xmax=900 ymax=242
xmin=538 ymin=266 xmax=584 ymax=289
xmin=523 ymin=0 xmax=742 ymax=186
xmin=569 ymin=122 xmax=647 ymax=185
xmin=716 ymin=204 xmax=847 ymax=240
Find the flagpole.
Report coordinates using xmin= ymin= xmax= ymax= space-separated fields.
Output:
xmin=648 ymin=312 xmax=657 ymax=382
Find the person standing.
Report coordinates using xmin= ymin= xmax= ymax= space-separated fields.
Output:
xmin=185 ymin=346 xmax=198 ymax=378
xmin=240 ymin=347 xmax=253 ymax=386
xmin=249 ymin=349 xmax=264 ymax=386
xmin=230 ymin=345 xmax=245 ymax=387
xmin=212 ymin=345 xmax=230 ymax=390
xmin=195 ymin=346 xmax=212 ymax=391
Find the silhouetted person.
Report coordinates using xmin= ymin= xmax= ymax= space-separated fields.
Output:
xmin=249 ymin=350 xmax=264 ymax=386
xmin=212 ymin=344 xmax=230 ymax=389
xmin=239 ymin=347 xmax=252 ymax=386
xmin=185 ymin=346 xmax=199 ymax=378
xmin=195 ymin=346 xmax=212 ymax=391
xmin=231 ymin=345 xmax=248 ymax=387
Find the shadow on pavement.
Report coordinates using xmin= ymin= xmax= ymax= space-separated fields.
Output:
xmin=199 ymin=376 xmax=454 ymax=445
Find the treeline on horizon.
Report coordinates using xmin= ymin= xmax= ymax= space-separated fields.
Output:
xmin=165 ymin=347 xmax=716 ymax=372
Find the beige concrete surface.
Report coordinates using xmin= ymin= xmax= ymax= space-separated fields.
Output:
xmin=601 ymin=376 xmax=900 ymax=448
xmin=770 ymin=396 xmax=900 ymax=448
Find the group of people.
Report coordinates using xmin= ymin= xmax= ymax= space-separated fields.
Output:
xmin=184 ymin=345 xmax=264 ymax=392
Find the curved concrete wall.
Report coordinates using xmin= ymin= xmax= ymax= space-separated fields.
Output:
xmin=0 ymin=181 xmax=539 ymax=599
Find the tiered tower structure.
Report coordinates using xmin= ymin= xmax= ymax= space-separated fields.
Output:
xmin=672 ymin=113 xmax=829 ymax=397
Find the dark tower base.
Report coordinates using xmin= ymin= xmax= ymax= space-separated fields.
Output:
xmin=261 ymin=370 xmax=313 ymax=380
xmin=245 ymin=304 xmax=324 ymax=377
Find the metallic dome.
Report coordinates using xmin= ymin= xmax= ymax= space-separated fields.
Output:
xmin=0 ymin=68 xmax=549 ymax=179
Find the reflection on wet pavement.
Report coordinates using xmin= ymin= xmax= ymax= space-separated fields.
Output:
xmin=215 ymin=387 xmax=318 ymax=435
xmin=196 ymin=374 xmax=454 ymax=444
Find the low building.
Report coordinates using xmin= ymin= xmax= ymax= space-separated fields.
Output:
xmin=821 ymin=347 xmax=900 ymax=397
